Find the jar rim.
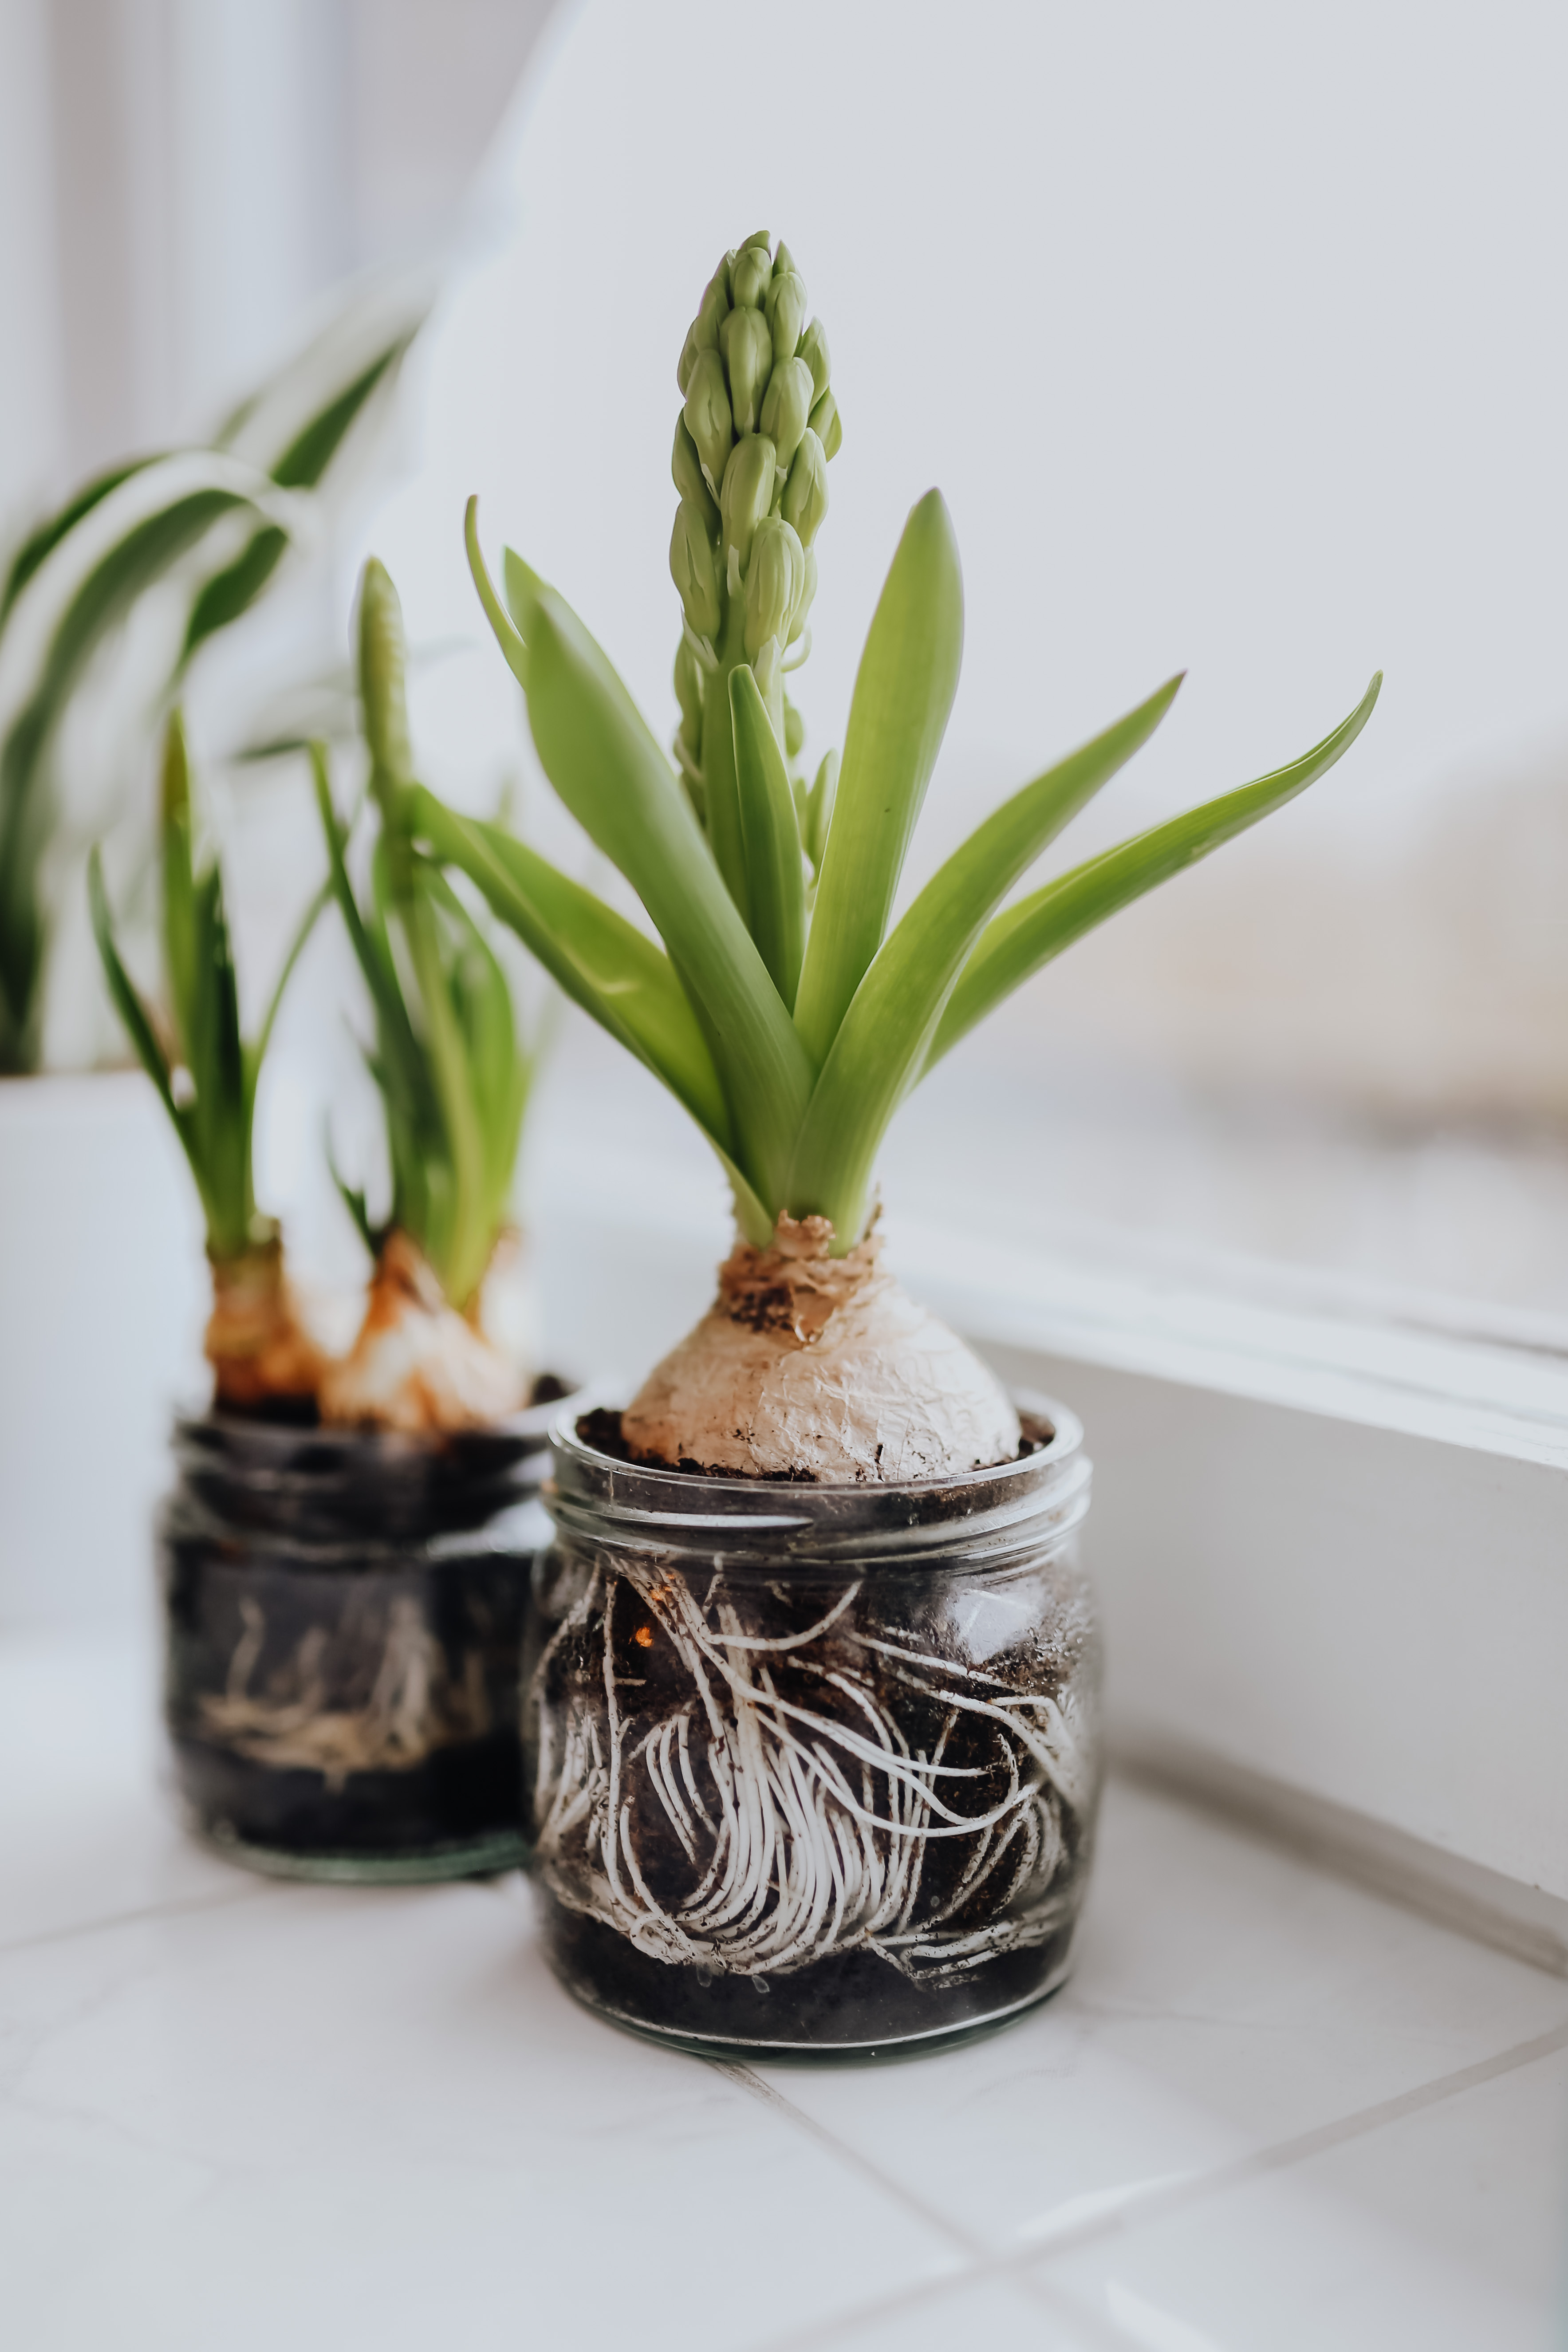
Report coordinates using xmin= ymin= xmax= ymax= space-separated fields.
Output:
xmin=544 ymin=1390 xmax=1091 ymax=1571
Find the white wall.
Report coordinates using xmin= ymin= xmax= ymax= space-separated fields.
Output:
xmin=371 ymin=0 xmax=1568 ymax=875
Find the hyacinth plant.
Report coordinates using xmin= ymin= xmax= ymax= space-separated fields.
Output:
xmin=312 ymin=560 xmax=536 ymax=1433
xmin=88 ymin=715 xmax=326 ymax=1412
xmin=0 ymin=288 xmax=428 ymax=1075
xmin=421 ymin=231 xmax=1381 ymax=1483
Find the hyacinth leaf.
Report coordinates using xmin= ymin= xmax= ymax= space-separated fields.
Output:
xmin=925 ymin=672 xmax=1385 ymax=1073
xmin=465 ymin=499 xmax=529 ymax=689
xmin=790 ymin=675 xmax=1185 ymax=1242
xmin=312 ymin=749 xmax=431 ymax=1150
xmin=489 ymin=557 xmax=813 ymax=1205
xmin=87 ymin=847 xmax=179 ymax=1131
xmin=730 ymin=664 xmax=805 ymax=1011
xmin=412 ymin=789 xmax=733 ymax=1151
xmin=404 ymin=868 xmax=493 ymax=1309
xmin=159 ymin=714 xmax=200 ymax=1066
xmin=793 ymin=489 xmax=964 ymax=1067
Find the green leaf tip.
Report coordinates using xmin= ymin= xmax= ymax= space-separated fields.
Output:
xmin=465 ymin=496 xmax=529 ymax=690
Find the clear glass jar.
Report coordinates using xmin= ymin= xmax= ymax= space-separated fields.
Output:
xmin=524 ymin=1396 xmax=1099 ymax=2056
xmin=161 ymin=1387 xmax=578 ymax=1882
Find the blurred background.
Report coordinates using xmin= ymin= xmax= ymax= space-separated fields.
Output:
xmin=4 ymin=0 xmax=1567 ymax=1534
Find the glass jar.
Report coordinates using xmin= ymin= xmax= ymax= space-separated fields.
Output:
xmin=161 ymin=1386 xmax=579 ymax=1882
xmin=525 ymin=1396 xmax=1099 ymax=2056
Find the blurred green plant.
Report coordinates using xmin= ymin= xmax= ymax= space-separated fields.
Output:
xmin=315 ymin=561 xmax=534 ymax=1316
xmin=0 ymin=288 xmax=430 ymax=1075
xmin=421 ymin=233 xmax=1382 ymax=1257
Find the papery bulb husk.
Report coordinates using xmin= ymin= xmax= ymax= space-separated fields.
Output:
xmin=319 ymin=1230 xmax=526 ymax=1434
xmin=207 ymin=1239 xmax=324 ymax=1413
xmin=622 ymin=1214 xmax=1020 ymax=1483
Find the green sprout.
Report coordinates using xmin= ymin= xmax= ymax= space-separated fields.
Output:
xmin=89 ymin=714 xmax=327 ymax=1409
xmin=419 ymin=236 xmax=1379 ymax=1257
xmin=1 ymin=295 xmax=429 ymax=1075
xmin=315 ymin=561 xmax=534 ymax=1314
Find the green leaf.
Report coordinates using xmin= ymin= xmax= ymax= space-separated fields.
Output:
xmin=925 ymin=673 xmax=1385 ymax=1072
xmin=159 ymin=714 xmax=199 ymax=1065
xmin=412 ymin=787 xmax=733 ymax=1149
xmin=405 ymin=867 xmax=490 ymax=1307
xmin=790 ymin=675 xmax=1183 ymax=1244
xmin=792 ymin=489 xmax=964 ymax=1065
xmin=179 ymin=525 xmax=288 ymax=669
xmin=0 ymin=458 xmax=157 ymax=634
xmin=493 ymin=561 xmax=812 ymax=1207
xmin=270 ymin=343 xmax=403 ymax=489
xmin=730 ymin=665 xmax=805 ymax=1010
xmin=464 ymin=500 xmax=528 ymax=689
xmin=0 ymin=476 xmax=266 ymax=1069
xmin=88 ymin=847 xmax=179 ymax=1129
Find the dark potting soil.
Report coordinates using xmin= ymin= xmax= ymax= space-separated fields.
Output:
xmin=173 ymin=1727 xmax=522 ymax=1856
xmin=540 ymin=1899 xmax=1077 ymax=2051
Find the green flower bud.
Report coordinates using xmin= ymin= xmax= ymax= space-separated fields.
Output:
xmin=670 ymin=500 xmax=722 ymax=640
xmin=683 ymin=347 xmax=733 ymax=496
xmin=808 ymin=384 xmax=843 ymax=461
xmin=788 ymin=546 xmax=817 ymax=647
xmin=741 ymin=227 xmax=771 ymax=253
xmin=744 ymin=514 xmax=805 ymax=662
xmin=797 ymin=319 xmax=831 ymax=405
xmin=784 ymin=697 xmax=805 ymax=759
xmin=678 ymin=261 xmax=732 ymax=395
xmin=772 ymin=240 xmax=798 ymax=280
xmin=674 ymin=637 xmax=705 ymax=763
xmin=765 ymin=271 xmax=808 ymax=369
xmin=671 ymin=417 xmax=720 ymax=536
xmin=781 ymin=427 xmax=828 ymax=548
xmin=720 ymin=303 xmax=773 ymax=437
xmin=358 ymin=558 xmax=412 ymax=783
xmin=720 ymin=433 xmax=776 ymax=583
xmin=759 ymin=355 xmax=814 ymax=473
xmin=731 ymin=242 xmax=772 ymax=310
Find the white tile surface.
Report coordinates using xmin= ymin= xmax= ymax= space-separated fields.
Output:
xmin=749 ymin=1781 xmax=1568 ymax=2254
xmin=1 ymin=1634 xmax=1564 ymax=2352
xmin=0 ymin=1632 xmax=252 ymax=1949
xmin=1040 ymin=2048 xmax=1568 ymax=2351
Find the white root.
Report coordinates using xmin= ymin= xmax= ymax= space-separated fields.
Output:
xmin=198 ymin=1592 xmax=490 ymax=1792
xmin=531 ymin=1559 xmax=1090 ymax=1984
